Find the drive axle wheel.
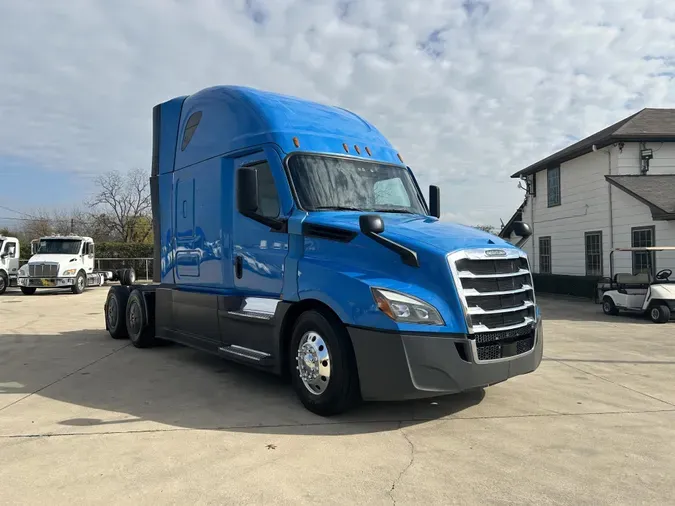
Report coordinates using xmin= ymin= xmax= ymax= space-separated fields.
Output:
xmin=126 ymin=289 xmax=156 ymax=348
xmin=105 ymin=287 xmax=129 ymax=339
xmin=649 ymin=304 xmax=670 ymax=324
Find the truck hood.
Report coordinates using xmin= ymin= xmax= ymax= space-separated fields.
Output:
xmin=302 ymin=212 xmax=515 ymax=254
xmin=27 ymin=254 xmax=79 ymax=264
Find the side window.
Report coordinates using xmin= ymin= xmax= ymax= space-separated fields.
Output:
xmin=539 ymin=236 xmax=552 ymax=274
xmin=181 ymin=111 xmax=203 ymax=151
xmin=90 ymin=243 xmax=95 ymax=256
xmin=374 ymin=177 xmax=411 ymax=207
xmin=255 ymin=162 xmax=280 ymax=218
xmin=6 ymin=242 xmax=17 ymax=258
xmin=547 ymin=166 xmax=560 ymax=207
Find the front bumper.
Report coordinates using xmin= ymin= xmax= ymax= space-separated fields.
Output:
xmin=17 ymin=277 xmax=76 ymax=288
xmin=348 ymin=319 xmax=544 ymax=401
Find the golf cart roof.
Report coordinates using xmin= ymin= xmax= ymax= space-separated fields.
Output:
xmin=613 ymin=247 xmax=675 ymax=252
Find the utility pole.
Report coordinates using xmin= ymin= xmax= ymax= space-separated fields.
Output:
xmin=70 ymin=218 xmax=74 ymax=234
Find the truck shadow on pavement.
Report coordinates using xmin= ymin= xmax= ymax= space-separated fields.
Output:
xmin=0 ymin=329 xmax=485 ymax=436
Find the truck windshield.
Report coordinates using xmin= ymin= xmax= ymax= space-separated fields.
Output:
xmin=287 ymin=154 xmax=427 ymax=214
xmin=37 ymin=239 xmax=81 ymax=255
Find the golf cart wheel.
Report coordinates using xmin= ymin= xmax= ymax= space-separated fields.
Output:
xmin=602 ymin=296 xmax=619 ymax=316
xmin=649 ymin=304 xmax=670 ymax=324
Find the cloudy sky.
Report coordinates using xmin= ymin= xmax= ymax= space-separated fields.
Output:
xmin=1 ymin=0 xmax=675 ymax=229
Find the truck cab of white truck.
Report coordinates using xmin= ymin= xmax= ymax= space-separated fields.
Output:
xmin=17 ymin=235 xmax=106 ymax=295
xmin=0 ymin=235 xmax=21 ymax=294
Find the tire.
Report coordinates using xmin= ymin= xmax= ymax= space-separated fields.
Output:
xmin=602 ymin=296 xmax=619 ymax=316
xmin=649 ymin=304 xmax=671 ymax=324
xmin=20 ymin=287 xmax=36 ymax=295
xmin=126 ymin=289 xmax=156 ymax=348
xmin=71 ymin=271 xmax=86 ymax=294
xmin=289 ymin=309 xmax=360 ymax=416
xmin=105 ymin=287 xmax=129 ymax=339
xmin=0 ymin=272 xmax=7 ymax=295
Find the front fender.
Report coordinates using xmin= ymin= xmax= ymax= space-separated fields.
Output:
xmin=297 ymin=259 xmax=468 ymax=334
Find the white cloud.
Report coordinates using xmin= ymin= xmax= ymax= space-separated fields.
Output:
xmin=1 ymin=0 xmax=675 ymax=226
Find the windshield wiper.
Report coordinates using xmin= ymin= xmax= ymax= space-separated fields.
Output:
xmin=312 ymin=206 xmax=363 ymax=211
xmin=372 ymin=208 xmax=416 ymax=214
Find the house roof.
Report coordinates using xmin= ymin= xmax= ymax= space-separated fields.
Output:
xmin=605 ymin=174 xmax=675 ymax=220
xmin=512 ymin=108 xmax=675 ymax=178
xmin=498 ymin=196 xmax=527 ymax=238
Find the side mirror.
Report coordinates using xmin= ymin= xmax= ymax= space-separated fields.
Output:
xmin=30 ymin=242 xmax=37 ymax=255
xmin=429 ymin=185 xmax=440 ymax=218
xmin=359 ymin=214 xmax=385 ymax=235
xmin=237 ymin=167 xmax=259 ymax=214
xmin=0 ymin=253 xmax=6 ymax=259
xmin=512 ymin=221 xmax=532 ymax=239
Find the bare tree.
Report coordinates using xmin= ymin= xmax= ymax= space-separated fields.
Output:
xmin=88 ymin=168 xmax=152 ymax=243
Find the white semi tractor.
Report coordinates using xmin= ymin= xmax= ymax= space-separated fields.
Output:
xmin=0 ymin=235 xmax=21 ymax=295
xmin=17 ymin=235 xmax=135 ymax=295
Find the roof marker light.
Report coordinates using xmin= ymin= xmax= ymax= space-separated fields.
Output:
xmin=343 ymin=143 xmax=349 ymax=153
xmin=365 ymin=146 xmax=372 ymax=156
xmin=354 ymin=145 xmax=361 ymax=154
xmin=397 ymin=153 xmax=404 ymax=163
xmin=293 ymin=137 xmax=300 ymax=148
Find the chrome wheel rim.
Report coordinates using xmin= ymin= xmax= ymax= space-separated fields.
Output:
xmin=603 ymin=302 xmax=610 ymax=313
xmin=651 ymin=308 xmax=659 ymax=320
xmin=0 ymin=277 xmax=5 ymax=291
xmin=296 ymin=331 xmax=331 ymax=395
xmin=78 ymin=275 xmax=85 ymax=290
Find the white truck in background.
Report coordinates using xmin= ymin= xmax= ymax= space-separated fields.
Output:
xmin=0 ymin=235 xmax=21 ymax=295
xmin=17 ymin=235 xmax=136 ymax=295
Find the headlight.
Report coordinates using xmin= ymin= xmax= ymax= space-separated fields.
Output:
xmin=62 ymin=269 xmax=77 ymax=276
xmin=19 ymin=265 xmax=28 ymax=275
xmin=371 ymin=287 xmax=444 ymax=325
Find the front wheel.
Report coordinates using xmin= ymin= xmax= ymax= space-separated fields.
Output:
xmin=289 ymin=310 xmax=360 ymax=416
xmin=71 ymin=271 xmax=86 ymax=294
xmin=649 ymin=304 xmax=671 ymax=324
xmin=20 ymin=287 xmax=36 ymax=295
xmin=0 ymin=272 xmax=7 ymax=295
xmin=602 ymin=296 xmax=619 ymax=316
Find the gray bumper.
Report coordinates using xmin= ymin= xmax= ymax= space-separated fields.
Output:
xmin=17 ymin=277 xmax=76 ymax=287
xmin=348 ymin=320 xmax=544 ymax=402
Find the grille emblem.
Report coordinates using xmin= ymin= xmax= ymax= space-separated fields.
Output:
xmin=484 ymin=249 xmax=507 ymax=257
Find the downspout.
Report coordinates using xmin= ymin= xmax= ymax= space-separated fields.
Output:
xmin=606 ymin=148 xmax=614 ymax=277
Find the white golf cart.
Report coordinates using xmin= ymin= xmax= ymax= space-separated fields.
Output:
xmin=599 ymin=247 xmax=675 ymax=323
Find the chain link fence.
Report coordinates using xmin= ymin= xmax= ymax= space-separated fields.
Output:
xmin=19 ymin=257 xmax=154 ymax=281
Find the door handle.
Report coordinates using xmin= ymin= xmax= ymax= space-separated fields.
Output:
xmin=235 ymin=255 xmax=243 ymax=279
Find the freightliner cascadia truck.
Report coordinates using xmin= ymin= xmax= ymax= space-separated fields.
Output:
xmin=104 ymin=85 xmax=542 ymax=416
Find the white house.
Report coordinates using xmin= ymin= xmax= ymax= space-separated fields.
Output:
xmin=500 ymin=108 xmax=675 ymax=297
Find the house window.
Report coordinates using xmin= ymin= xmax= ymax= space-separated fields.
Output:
xmin=631 ymin=226 xmax=655 ymax=275
xmin=539 ymin=236 xmax=552 ymax=274
xmin=585 ymin=231 xmax=602 ymax=276
xmin=547 ymin=167 xmax=560 ymax=207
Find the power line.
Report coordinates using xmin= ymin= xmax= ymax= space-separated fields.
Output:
xmin=0 ymin=205 xmax=37 ymax=219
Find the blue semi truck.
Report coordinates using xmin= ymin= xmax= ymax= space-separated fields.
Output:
xmin=104 ymin=85 xmax=542 ymax=416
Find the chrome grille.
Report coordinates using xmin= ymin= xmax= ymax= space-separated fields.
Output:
xmin=448 ymin=248 xmax=536 ymax=361
xmin=28 ymin=263 xmax=59 ymax=278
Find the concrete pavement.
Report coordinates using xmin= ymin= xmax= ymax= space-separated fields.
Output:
xmin=1 ymin=287 xmax=674 ymax=504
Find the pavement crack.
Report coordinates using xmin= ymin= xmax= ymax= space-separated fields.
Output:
xmin=388 ymin=422 xmax=415 ymax=505
xmin=0 ymin=343 xmax=131 ymax=413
